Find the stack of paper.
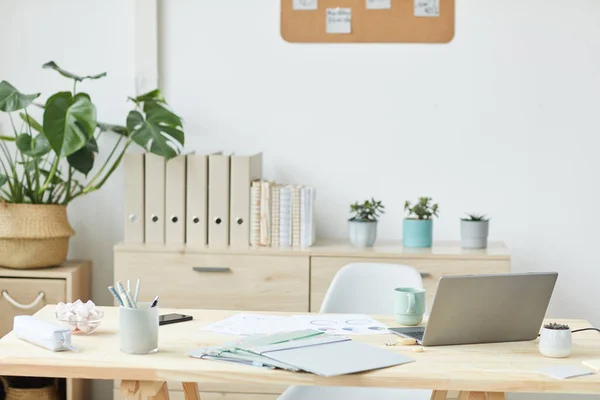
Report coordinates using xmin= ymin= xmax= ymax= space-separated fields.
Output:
xmin=279 ymin=186 xmax=292 ymax=248
xmin=250 ymin=181 xmax=261 ymax=247
xmin=259 ymin=181 xmax=271 ymax=246
xmin=291 ymin=186 xmax=302 ymax=248
xmin=300 ymin=187 xmax=315 ymax=248
xmin=271 ymin=184 xmax=281 ymax=248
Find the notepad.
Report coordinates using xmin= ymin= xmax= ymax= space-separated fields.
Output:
xmin=538 ymin=366 xmax=594 ymax=380
xmin=190 ymin=329 xmax=413 ymax=376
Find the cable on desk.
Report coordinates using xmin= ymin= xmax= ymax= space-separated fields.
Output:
xmin=538 ymin=327 xmax=600 ymax=337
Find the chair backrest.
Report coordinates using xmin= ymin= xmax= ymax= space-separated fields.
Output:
xmin=320 ymin=263 xmax=423 ymax=314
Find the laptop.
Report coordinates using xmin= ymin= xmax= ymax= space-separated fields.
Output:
xmin=389 ymin=272 xmax=558 ymax=346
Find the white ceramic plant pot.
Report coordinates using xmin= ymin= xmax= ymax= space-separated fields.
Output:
xmin=348 ymin=220 xmax=378 ymax=247
xmin=539 ymin=327 xmax=572 ymax=358
xmin=460 ymin=220 xmax=489 ymax=249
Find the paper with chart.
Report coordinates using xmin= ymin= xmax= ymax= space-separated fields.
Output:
xmin=366 ymin=0 xmax=391 ymax=10
xmin=200 ymin=313 xmax=388 ymax=336
xmin=414 ymin=0 xmax=439 ymax=17
xmin=326 ymin=8 xmax=352 ymax=34
xmin=292 ymin=314 xmax=388 ymax=335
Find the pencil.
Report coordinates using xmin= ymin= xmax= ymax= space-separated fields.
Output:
xmin=134 ymin=278 xmax=141 ymax=303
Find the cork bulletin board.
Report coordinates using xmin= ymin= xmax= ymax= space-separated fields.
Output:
xmin=281 ymin=0 xmax=455 ymax=43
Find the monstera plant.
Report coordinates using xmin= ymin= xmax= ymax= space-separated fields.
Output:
xmin=0 ymin=61 xmax=185 ymax=269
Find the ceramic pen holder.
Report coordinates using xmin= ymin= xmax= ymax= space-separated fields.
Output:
xmin=539 ymin=323 xmax=572 ymax=358
xmin=119 ymin=302 xmax=159 ymax=354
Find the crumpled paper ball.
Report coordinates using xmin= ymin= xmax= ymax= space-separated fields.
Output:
xmin=56 ymin=300 xmax=98 ymax=333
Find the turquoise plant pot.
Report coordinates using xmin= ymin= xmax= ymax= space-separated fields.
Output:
xmin=403 ymin=219 xmax=433 ymax=248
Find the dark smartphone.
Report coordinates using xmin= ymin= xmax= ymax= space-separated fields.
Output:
xmin=159 ymin=313 xmax=193 ymax=326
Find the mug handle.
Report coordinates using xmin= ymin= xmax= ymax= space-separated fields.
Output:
xmin=407 ymin=293 xmax=416 ymax=314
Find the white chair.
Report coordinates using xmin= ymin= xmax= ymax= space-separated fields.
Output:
xmin=278 ymin=263 xmax=432 ymax=400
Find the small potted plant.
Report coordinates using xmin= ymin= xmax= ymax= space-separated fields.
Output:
xmin=403 ymin=197 xmax=439 ymax=248
xmin=460 ymin=213 xmax=490 ymax=249
xmin=348 ymin=198 xmax=384 ymax=247
xmin=539 ymin=322 xmax=572 ymax=358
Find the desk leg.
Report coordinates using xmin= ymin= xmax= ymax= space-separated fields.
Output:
xmin=458 ymin=392 xmax=506 ymax=400
xmin=182 ymin=382 xmax=202 ymax=400
xmin=120 ymin=380 xmax=171 ymax=400
xmin=431 ymin=391 xmax=448 ymax=399
xmin=140 ymin=381 xmax=170 ymax=400
xmin=120 ymin=380 xmax=141 ymax=399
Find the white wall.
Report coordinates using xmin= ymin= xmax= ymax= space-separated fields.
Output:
xmin=160 ymin=2 xmax=600 ymax=398
xmin=2 ymin=0 xmax=600 ymax=399
xmin=0 ymin=0 xmax=134 ymax=397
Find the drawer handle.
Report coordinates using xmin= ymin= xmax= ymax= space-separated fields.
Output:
xmin=2 ymin=290 xmax=45 ymax=309
xmin=192 ymin=267 xmax=231 ymax=273
xmin=420 ymin=272 xmax=432 ymax=278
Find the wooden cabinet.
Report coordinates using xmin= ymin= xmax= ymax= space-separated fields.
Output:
xmin=114 ymin=252 xmax=309 ymax=312
xmin=0 ymin=261 xmax=91 ymax=400
xmin=113 ymin=240 xmax=510 ymax=400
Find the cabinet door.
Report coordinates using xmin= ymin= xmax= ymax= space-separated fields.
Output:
xmin=114 ymin=253 xmax=309 ymax=312
xmin=310 ymin=257 xmax=510 ymax=312
xmin=0 ymin=278 xmax=66 ymax=337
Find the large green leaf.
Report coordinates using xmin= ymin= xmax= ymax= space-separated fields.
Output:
xmin=20 ymin=112 xmax=43 ymax=133
xmin=15 ymin=133 xmax=51 ymax=157
xmin=127 ymin=109 xmax=183 ymax=159
xmin=0 ymin=81 xmax=40 ymax=112
xmin=97 ymin=121 xmax=128 ymax=136
xmin=43 ymin=61 xmax=107 ymax=82
xmin=43 ymin=92 xmax=97 ymax=156
xmin=67 ymin=137 xmax=98 ymax=175
xmin=130 ymin=89 xmax=165 ymax=104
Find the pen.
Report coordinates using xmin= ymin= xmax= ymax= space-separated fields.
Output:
xmin=126 ymin=290 xmax=137 ymax=308
xmin=150 ymin=296 xmax=159 ymax=308
xmin=134 ymin=278 xmax=141 ymax=304
xmin=108 ymin=286 xmax=124 ymax=307
xmin=116 ymin=281 xmax=132 ymax=308
xmin=127 ymin=279 xmax=131 ymax=293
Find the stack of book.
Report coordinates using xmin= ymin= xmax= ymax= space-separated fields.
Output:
xmin=250 ymin=181 xmax=315 ymax=249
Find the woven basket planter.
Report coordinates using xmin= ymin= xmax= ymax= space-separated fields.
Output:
xmin=0 ymin=377 xmax=60 ymax=400
xmin=0 ymin=203 xmax=75 ymax=269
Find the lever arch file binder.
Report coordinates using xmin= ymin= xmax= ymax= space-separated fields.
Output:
xmin=123 ymin=153 xmax=145 ymax=243
xmin=145 ymin=153 xmax=166 ymax=243
xmin=208 ymin=154 xmax=230 ymax=248
xmin=186 ymin=153 xmax=209 ymax=246
xmin=165 ymin=154 xmax=186 ymax=244
xmin=230 ymin=153 xmax=263 ymax=247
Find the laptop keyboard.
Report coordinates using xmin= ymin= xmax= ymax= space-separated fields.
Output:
xmin=403 ymin=330 xmax=425 ymax=341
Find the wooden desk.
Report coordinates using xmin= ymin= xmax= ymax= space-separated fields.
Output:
xmin=1 ymin=306 xmax=599 ymax=400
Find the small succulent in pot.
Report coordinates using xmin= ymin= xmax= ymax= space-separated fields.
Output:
xmin=348 ymin=198 xmax=384 ymax=247
xmin=403 ymin=197 xmax=439 ymax=248
xmin=460 ymin=213 xmax=490 ymax=249
xmin=539 ymin=322 xmax=572 ymax=358
xmin=543 ymin=322 xmax=570 ymax=330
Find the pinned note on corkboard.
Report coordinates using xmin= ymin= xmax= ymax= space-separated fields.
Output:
xmin=281 ymin=0 xmax=455 ymax=43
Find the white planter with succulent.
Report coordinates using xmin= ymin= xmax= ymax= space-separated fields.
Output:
xmin=348 ymin=198 xmax=384 ymax=247
xmin=539 ymin=322 xmax=572 ymax=358
xmin=460 ymin=213 xmax=490 ymax=249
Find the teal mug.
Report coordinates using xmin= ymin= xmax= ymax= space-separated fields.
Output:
xmin=394 ymin=287 xmax=426 ymax=326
